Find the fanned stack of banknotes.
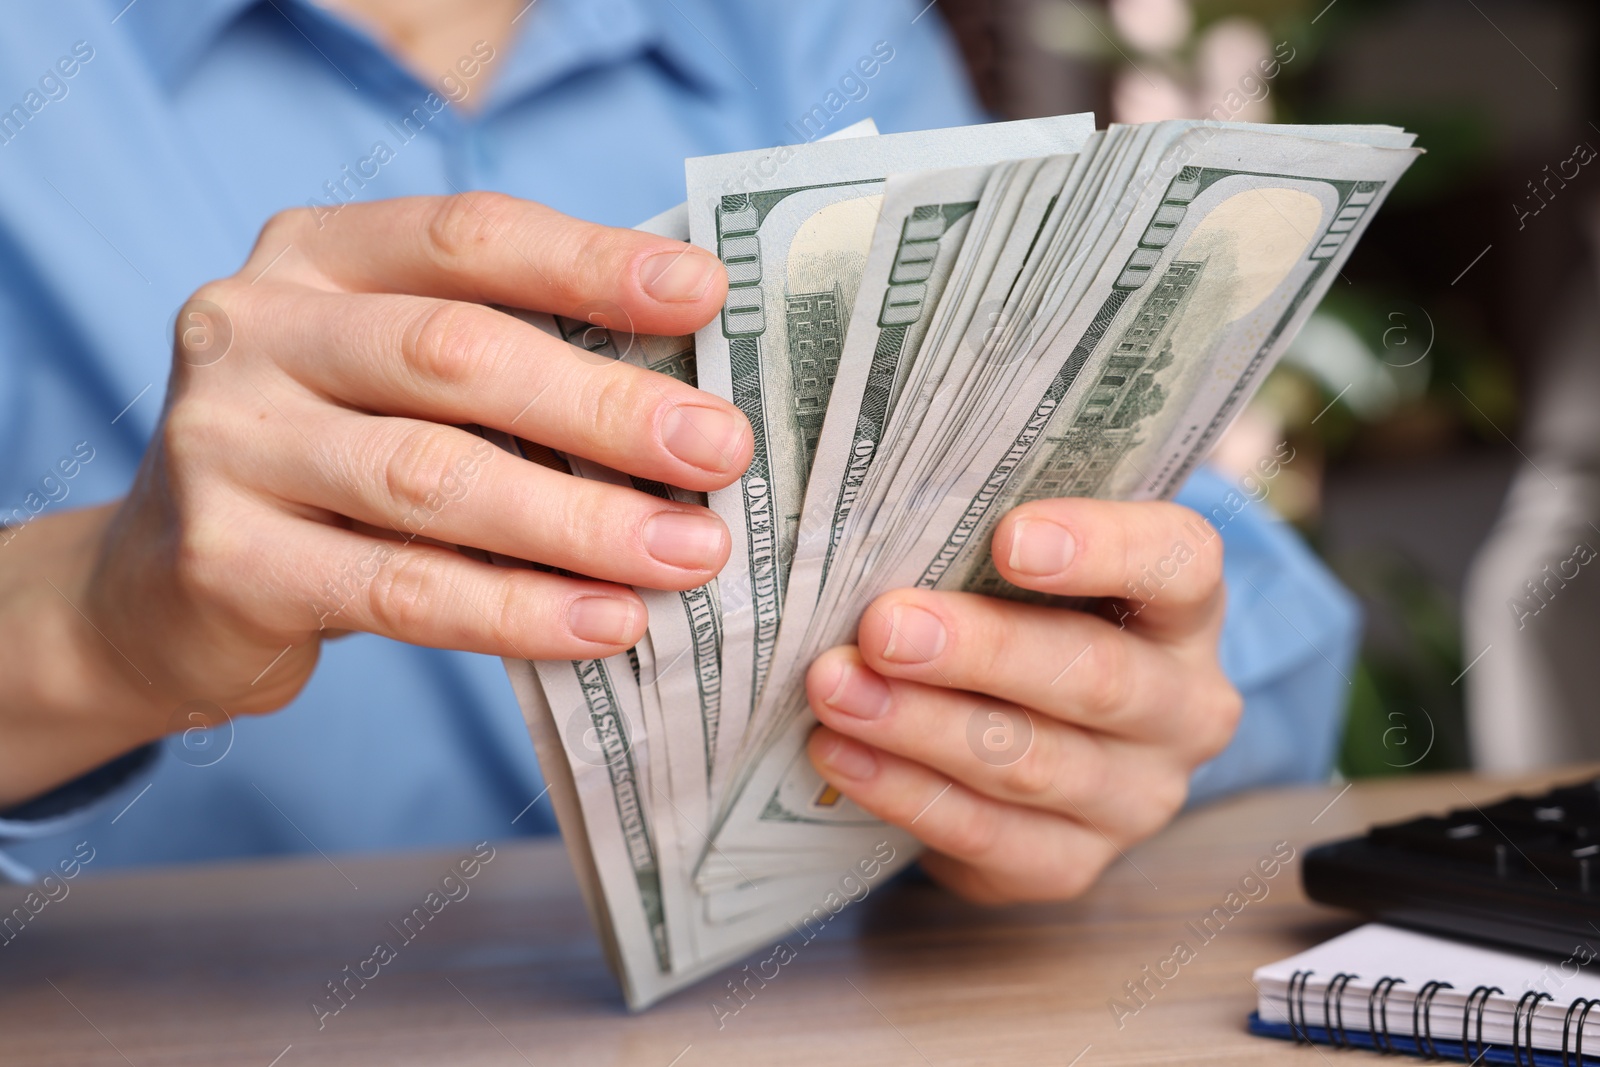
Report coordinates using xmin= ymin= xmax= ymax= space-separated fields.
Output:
xmin=475 ymin=113 xmax=1419 ymax=1008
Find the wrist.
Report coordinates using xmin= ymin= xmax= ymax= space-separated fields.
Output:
xmin=0 ymin=502 xmax=169 ymax=806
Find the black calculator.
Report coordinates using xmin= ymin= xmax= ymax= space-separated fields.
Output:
xmin=1303 ymin=776 xmax=1600 ymax=956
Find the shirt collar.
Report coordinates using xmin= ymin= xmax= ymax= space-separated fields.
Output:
xmin=491 ymin=0 xmax=742 ymax=108
xmin=628 ymin=0 xmax=752 ymax=97
xmin=111 ymin=0 xmax=742 ymax=103
xmin=109 ymin=0 xmax=261 ymax=88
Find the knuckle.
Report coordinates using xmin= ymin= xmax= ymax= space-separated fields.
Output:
xmin=537 ymin=478 xmax=592 ymax=547
xmin=257 ymin=207 xmax=312 ymax=250
xmin=490 ymin=576 xmax=541 ymax=648
xmin=380 ymin=424 xmax=459 ymax=523
xmin=998 ymin=725 xmax=1058 ymax=799
xmin=403 ymin=300 xmax=496 ymax=389
xmin=586 ymin=366 xmax=651 ymax=440
xmin=157 ymin=401 xmax=224 ymax=473
xmin=1078 ymin=638 xmax=1133 ymax=719
xmin=965 ymin=601 xmax=1016 ymax=680
xmin=366 ymin=548 xmax=443 ymax=636
xmin=1120 ymin=780 xmax=1196 ymax=844
xmin=935 ymin=799 xmax=1004 ymax=861
xmin=1066 ymin=735 xmax=1112 ymax=802
xmin=1116 ymin=768 xmax=1189 ymax=841
xmin=186 ymin=278 xmax=247 ymax=314
xmin=170 ymin=509 xmax=241 ymax=608
xmin=1194 ymin=676 xmax=1244 ymax=759
xmin=1043 ymin=741 xmax=1108 ymax=817
xmin=1147 ymin=771 xmax=1191 ymax=828
xmin=1054 ymin=852 xmax=1108 ymax=899
xmin=172 ymin=281 xmax=245 ymax=371
xmin=424 ymin=192 xmax=516 ymax=272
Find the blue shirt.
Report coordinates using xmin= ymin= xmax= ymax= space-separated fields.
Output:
xmin=0 ymin=0 xmax=1359 ymax=877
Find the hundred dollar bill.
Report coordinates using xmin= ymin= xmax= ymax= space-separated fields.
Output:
xmin=503 ymin=303 xmax=720 ymax=821
xmin=719 ymin=159 xmax=1031 ymax=809
xmin=686 ymin=114 xmax=1095 ymax=799
xmin=460 ymin=427 xmax=675 ymax=1005
xmin=732 ymin=155 xmax=1083 ymax=802
xmin=496 ymin=632 xmax=920 ymax=1008
xmin=626 ymin=119 xmax=885 ymax=855
xmin=476 ymin=114 xmax=1421 ymax=1007
xmin=706 ymin=121 xmax=1419 ymax=872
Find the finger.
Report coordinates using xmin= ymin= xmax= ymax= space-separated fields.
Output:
xmin=805 ymin=726 xmax=1114 ymax=904
xmin=989 ymin=498 xmax=1225 ymax=640
xmin=253 ymin=289 xmax=753 ymax=490
xmin=855 ymin=588 xmax=1227 ymax=744
xmin=259 ymin=193 xmax=727 ymax=337
xmin=221 ymin=505 xmax=647 ymax=658
xmin=252 ymin=412 xmax=729 ymax=591
xmin=807 ymin=647 xmax=1193 ymax=837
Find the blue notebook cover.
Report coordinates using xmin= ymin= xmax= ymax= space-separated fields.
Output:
xmin=1250 ymin=1012 xmax=1594 ymax=1066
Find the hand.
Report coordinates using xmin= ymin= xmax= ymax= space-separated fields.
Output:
xmin=803 ymin=498 xmax=1242 ymax=904
xmin=9 ymin=194 xmax=750 ymax=803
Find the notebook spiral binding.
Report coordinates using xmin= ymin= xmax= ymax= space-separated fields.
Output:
xmin=1414 ymin=980 xmax=1454 ymax=1059
xmin=1326 ymin=972 xmax=1359 ymax=1048
xmin=1463 ymin=985 xmax=1504 ymax=1064
xmin=1268 ymin=975 xmax=1600 ymax=1062
xmin=1514 ymin=992 xmax=1554 ymax=1067
xmin=1566 ymin=998 xmax=1600 ymax=1067
xmin=1370 ymin=975 xmax=1406 ymax=1054
xmin=1288 ymin=969 xmax=1312 ymax=1044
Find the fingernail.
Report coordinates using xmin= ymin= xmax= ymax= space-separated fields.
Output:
xmin=823 ymin=661 xmax=892 ymax=720
xmin=640 ymin=248 xmax=717 ymax=303
xmin=567 ymin=596 xmax=638 ymax=645
xmin=661 ymin=404 xmax=744 ymax=473
xmin=880 ymin=605 xmax=946 ymax=664
xmin=1007 ymin=517 xmax=1076 ymax=577
xmin=820 ymin=734 xmax=878 ymax=779
xmin=642 ymin=511 xmax=726 ymax=571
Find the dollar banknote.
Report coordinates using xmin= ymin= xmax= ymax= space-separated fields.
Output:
xmin=480 ymin=115 xmax=1419 ymax=1006
xmin=705 ymin=119 xmax=1419 ymax=880
xmin=685 ymin=114 xmax=1096 ymax=796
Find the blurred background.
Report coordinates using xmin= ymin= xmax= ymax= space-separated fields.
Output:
xmin=933 ymin=0 xmax=1600 ymax=779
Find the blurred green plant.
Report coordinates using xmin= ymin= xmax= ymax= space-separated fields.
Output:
xmin=1205 ymin=0 xmax=1521 ymax=777
xmin=1038 ymin=0 xmax=1525 ymax=776
xmin=1333 ymin=549 xmax=1473 ymax=776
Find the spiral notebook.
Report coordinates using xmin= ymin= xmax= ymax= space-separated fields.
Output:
xmin=1250 ymin=924 xmax=1600 ymax=1064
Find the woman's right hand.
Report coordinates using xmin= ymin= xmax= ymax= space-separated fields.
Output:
xmin=5 ymin=193 xmax=748 ymax=803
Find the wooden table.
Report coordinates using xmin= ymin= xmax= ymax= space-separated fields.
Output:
xmin=1 ymin=766 xmax=1587 ymax=1066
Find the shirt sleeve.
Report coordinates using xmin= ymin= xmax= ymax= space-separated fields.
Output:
xmin=0 ymin=744 xmax=157 ymax=882
xmin=1176 ymin=467 xmax=1361 ymax=803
